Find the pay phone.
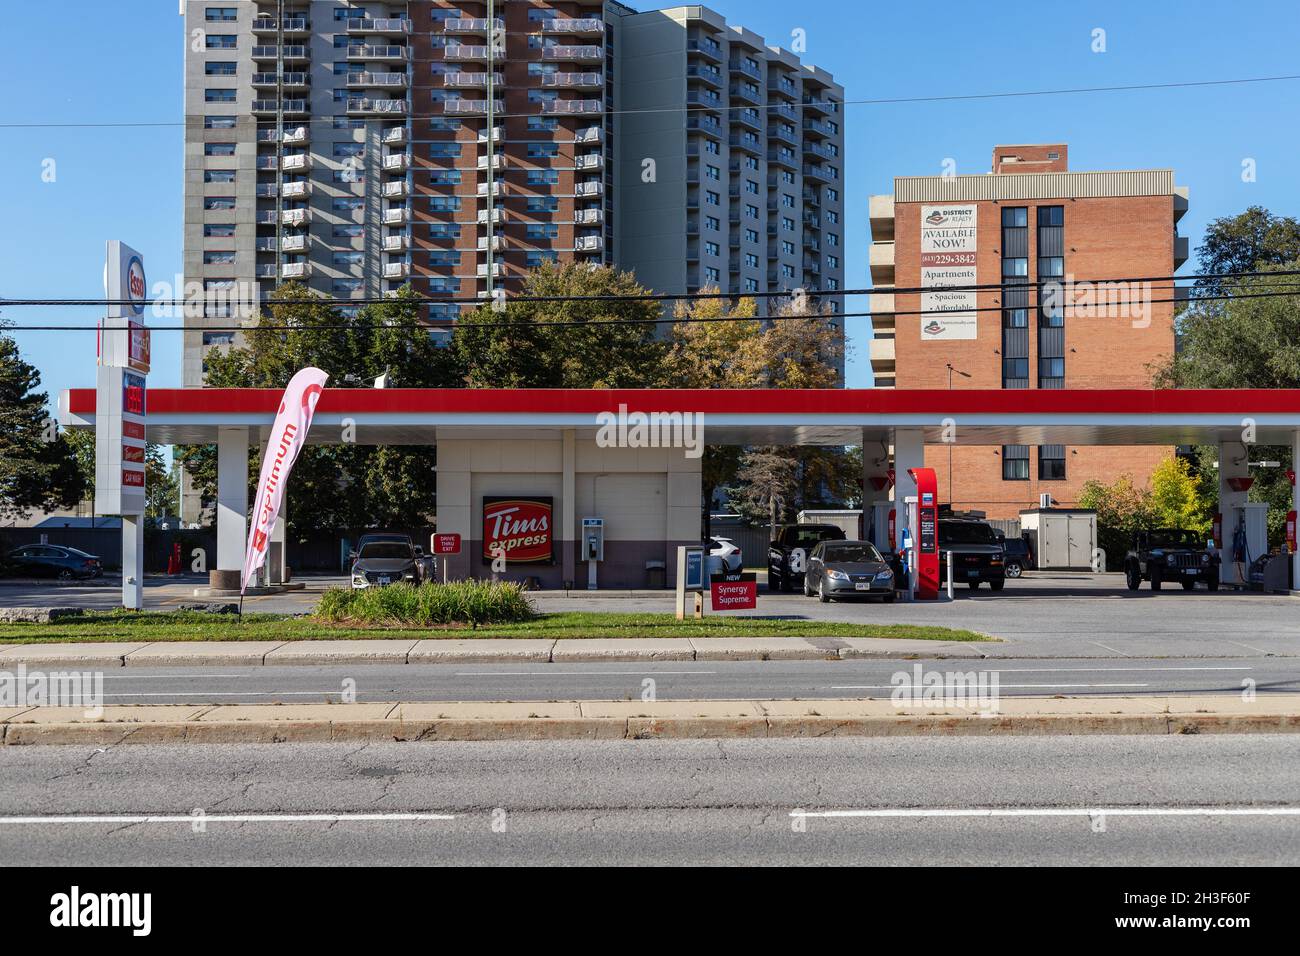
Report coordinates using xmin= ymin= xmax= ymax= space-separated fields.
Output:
xmin=582 ymin=517 xmax=604 ymax=590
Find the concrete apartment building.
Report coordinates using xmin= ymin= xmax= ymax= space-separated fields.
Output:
xmin=869 ymin=144 xmax=1190 ymax=518
xmin=181 ymin=1 xmax=845 ymax=387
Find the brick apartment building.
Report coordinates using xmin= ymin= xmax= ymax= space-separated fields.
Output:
xmin=180 ymin=1 xmax=845 ymax=386
xmin=869 ymin=144 xmax=1191 ymax=518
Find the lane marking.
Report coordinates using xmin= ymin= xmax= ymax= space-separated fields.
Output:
xmin=1089 ymin=642 xmax=1130 ymax=656
xmin=989 ymin=666 xmax=1254 ymax=672
xmin=1228 ymin=641 xmax=1271 ymax=654
xmin=453 ymin=670 xmax=717 ymax=677
xmin=828 ymin=683 xmax=1149 ymax=690
xmin=792 ymin=807 xmax=1300 ymax=819
xmin=98 ymin=691 xmax=348 ymax=698
xmin=0 ymin=813 xmax=455 ymax=825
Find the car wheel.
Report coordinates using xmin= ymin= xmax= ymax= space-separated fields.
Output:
xmin=1206 ymin=572 xmax=1220 ymax=592
xmin=882 ymin=590 xmax=896 ymax=603
xmin=968 ymin=581 xmax=980 ymax=590
xmin=1125 ymin=563 xmax=1141 ymax=591
xmin=803 ymin=577 xmax=814 ymax=597
xmin=767 ymin=574 xmax=781 ymax=593
xmin=1181 ymin=579 xmax=1196 ymax=591
xmin=990 ymin=579 xmax=1005 ymax=592
xmin=1005 ymin=561 xmax=1022 ymax=578
xmin=1150 ymin=566 xmax=1162 ymax=591
xmin=56 ymin=568 xmax=73 ymax=582
xmin=818 ymin=579 xmax=831 ymax=603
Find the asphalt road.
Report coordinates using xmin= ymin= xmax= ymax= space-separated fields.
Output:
xmin=3 ymin=572 xmax=1298 ymax=658
xmin=66 ymin=658 xmax=1300 ymax=704
xmin=0 ymin=736 xmax=1296 ymax=865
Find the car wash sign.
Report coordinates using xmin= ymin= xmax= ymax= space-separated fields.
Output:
xmin=483 ymin=496 xmax=554 ymax=564
xmin=94 ymin=241 xmax=149 ymax=517
xmin=920 ymin=205 xmax=978 ymax=341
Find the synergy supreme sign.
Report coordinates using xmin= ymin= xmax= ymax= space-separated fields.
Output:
xmin=920 ymin=205 xmax=978 ymax=340
xmin=483 ymin=496 xmax=554 ymax=564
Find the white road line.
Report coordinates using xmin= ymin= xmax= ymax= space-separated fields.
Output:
xmin=0 ymin=813 xmax=455 ymax=825
xmin=101 ymin=674 xmax=247 ymax=680
xmin=453 ymin=670 xmax=716 ymax=676
xmin=792 ymin=807 xmax=1300 ymax=819
xmin=99 ymin=691 xmax=347 ymax=698
xmin=1090 ymin=641 xmax=1130 ymax=656
xmin=828 ymin=683 xmax=1149 ymax=690
xmin=1228 ymin=641 xmax=1271 ymax=654
xmin=990 ymin=667 xmax=1254 ymax=672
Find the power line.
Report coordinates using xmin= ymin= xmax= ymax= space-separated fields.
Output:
xmin=3 ymin=74 xmax=1297 ymax=130
xmin=5 ymin=287 xmax=1299 ymax=333
xmin=3 ymin=268 xmax=1298 ymax=310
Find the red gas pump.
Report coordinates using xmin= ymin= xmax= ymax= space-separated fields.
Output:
xmin=1212 ymin=513 xmax=1223 ymax=551
xmin=907 ymin=467 xmax=939 ymax=600
xmin=1287 ymin=511 xmax=1297 ymax=554
xmin=887 ymin=509 xmax=896 ymax=550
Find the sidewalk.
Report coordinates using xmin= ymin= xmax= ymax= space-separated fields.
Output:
xmin=0 ymin=636 xmax=993 ymax=666
xmin=3 ymin=695 xmax=1297 ymax=745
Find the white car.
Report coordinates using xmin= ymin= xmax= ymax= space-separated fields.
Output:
xmin=706 ymin=537 xmax=744 ymax=576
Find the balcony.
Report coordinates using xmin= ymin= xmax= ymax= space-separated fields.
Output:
xmin=346 ymin=97 xmax=408 ymax=116
xmin=443 ymin=43 xmax=501 ymax=60
xmin=687 ymin=64 xmax=722 ymax=87
xmin=869 ymin=335 xmax=896 ymax=371
xmin=541 ymin=72 xmax=602 ymax=89
xmin=803 ymin=117 xmax=836 ymax=139
xmin=281 ymin=153 xmax=309 ymax=172
xmin=574 ymin=208 xmax=603 ymax=225
xmin=574 ymin=153 xmax=603 ymax=171
xmin=869 ymin=289 xmax=895 ymax=318
xmin=251 ymin=72 xmax=308 ymax=89
xmin=767 ymin=124 xmax=798 ymax=146
xmin=575 ymin=181 xmax=603 ymax=198
xmin=346 ymin=71 xmax=408 ymax=89
xmin=281 ymin=180 xmax=309 ymax=199
xmin=251 ymin=45 xmax=308 ymax=62
xmin=282 ymin=234 xmax=307 ymax=253
xmin=477 ymin=126 xmax=504 ymax=142
xmin=869 ymin=194 xmax=895 ymax=240
xmin=382 ymin=152 xmax=410 ymax=172
xmin=539 ymin=45 xmax=602 ymax=63
xmin=383 ymin=234 xmax=410 ymax=253
xmin=476 ymin=181 xmax=503 ymax=197
xmin=477 ymin=208 xmax=503 ymax=223
xmin=346 ymin=17 xmax=412 ymax=35
xmin=540 ymin=17 xmax=605 ymax=36
xmin=687 ymin=116 xmax=722 ymax=137
xmin=869 ymin=241 xmax=895 ymax=285
xmin=475 ymin=153 xmax=505 ymax=169
xmin=252 ymin=17 xmax=308 ymax=35
xmin=729 ymin=133 xmax=761 ymax=154
xmin=767 ymin=75 xmax=798 ymax=99
xmin=252 ymin=99 xmax=307 ymax=115
xmin=477 ymin=236 xmax=504 ymax=251
xmin=476 ymin=263 xmax=504 ymax=278
xmin=803 ymin=188 xmax=820 ymax=207
xmin=687 ymin=38 xmax=722 ymax=62
xmin=443 ymin=71 xmax=504 ymax=88
xmin=575 ymin=235 xmax=604 ymax=252
xmin=346 ymin=44 xmax=409 ymax=61
xmin=382 ymin=181 xmax=410 ymax=198
xmin=729 ymin=84 xmax=762 ymax=106
xmin=540 ymin=99 xmax=603 ymax=115
xmin=804 ymin=140 xmax=836 ymax=162
xmin=771 ymin=102 xmax=798 ymax=124
xmin=255 ymin=263 xmax=276 ymax=279
xmin=383 ymin=207 xmax=411 ymax=225
xmin=281 ymin=262 xmax=310 ymax=279
xmin=802 ymin=95 xmax=833 ymax=116
xmin=445 ymin=98 xmax=504 ymax=115
xmin=1174 ymin=234 xmax=1189 ymax=268
xmin=803 ymin=163 xmax=834 ymax=183
xmin=255 ymin=183 xmax=277 ymax=199
xmin=382 ymin=126 xmax=407 ymax=145
xmin=257 ymin=125 xmax=309 ymax=144
xmin=686 ymin=90 xmax=721 ymax=110
xmin=383 ymin=262 xmax=411 ymax=279
xmin=442 ymin=17 xmax=504 ymax=34
xmin=281 ymin=208 xmax=308 ymax=228
xmin=767 ymin=148 xmax=798 ymax=170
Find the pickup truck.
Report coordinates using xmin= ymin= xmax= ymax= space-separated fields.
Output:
xmin=767 ymin=523 xmax=846 ymax=592
xmin=938 ymin=518 xmax=1006 ymax=591
xmin=1125 ymin=529 xmax=1219 ymax=591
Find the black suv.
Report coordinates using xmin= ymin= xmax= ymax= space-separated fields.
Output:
xmin=1125 ymin=529 xmax=1219 ymax=591
xmin=938 ymin=519 xmax=1006 ymax=591
xmin=998 ymin=535 xmax=1035 ymax=578
xmin=768 ymin=523 xmax=846 ymax=592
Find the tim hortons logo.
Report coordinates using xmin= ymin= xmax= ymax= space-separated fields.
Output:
xmin=483 ymin=498 xmax=552 ymax=563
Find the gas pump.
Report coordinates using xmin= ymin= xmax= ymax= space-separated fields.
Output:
xmin=1217 ymin=503 xmax=1268 ymax=587
xmin=581 ymin=517 xmax=604 ymax=590
xmin=907 ymin=467 xmax=940 ymax=600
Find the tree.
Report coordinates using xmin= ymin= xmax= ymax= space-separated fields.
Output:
xmin=454 ymin=261 xmax=667 ymax=388
xmin=1149 ymin=455 xmax=1212 ymax=535
xmin=145 ymin=446 xmax=178 ymax=519
xmin=179 ymin=283 xmax=461 ymax=534
xmin=732 ymin=447 xmax=797 ymax=541
xmin=1194 ymin=207 xmax=1300 ymax=297
xmin=1078 ymin=473 xmax=1157 ymax=570
xmin=0 ymin=320 xmax=86 ymax=522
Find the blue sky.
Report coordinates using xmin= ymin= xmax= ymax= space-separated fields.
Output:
xmin=2 ymin=0 xmax=1298 ymax=408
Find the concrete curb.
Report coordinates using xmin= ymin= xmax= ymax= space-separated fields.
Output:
xmin=0 ymin=636 xmax=993 ymax=666
xmin=3 ymin=696 xmax=1298 ymax=745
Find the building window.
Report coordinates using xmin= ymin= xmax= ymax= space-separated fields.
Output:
xmin=205 ymin=89 xmax=237 ymax=103
xmin=526 ymin=223 xmax=558 ymax=239
xmin=333 ymin=143 xmax=365 ymax=158
xmin=527 ymin=169 xmax=558 ymax=185
xmin=333 ymin=225 xmax=364 ymax=238
xmin=1002 ymin=445 xmax=1030 ymax=481
xmin=333 ymin=252 xmax=364 ymax=267
xmin=203 ymin=224 xmax=236 ymax=238
xmin=705 ymin=266 xmax=721 ymax=284
xmin=1038 ymin=445 xmax=1067 ymax=480
xmin=205 ymin=34 xmax=237 ymax=49
xmin=527 ymin=143 xmax=560 ymax=158
xmin=526 ymin=251 xmax=559 ymax=267
xmin=203 ymin=196 xmax=236 ymax=210
xmin=203 ymin=169 xmax=235 ymax=183
xmin=203 ymin=251 xmax=236 ymax=265
xmin=202 ymin=331 xmax=235 ymax=345
xmin=204 ymin=116 xmax=237 ymax=129
xmin=205 ymin=62 xmax=236 ymax=76
xmin=332 ymin=197 xmax=364 ymax=211
xmin=705 ymin=216 xmax=720 ymax=231
xmin=1037 ymin=205 xmax=1066 ymax=386
xmin=704 ymin=241 xmax=720 ymax=257
xmin=204 ymin=142 xmax=236 ymax=156
xmin=429 ymin=223 xmax=459 ymax=239
xmin=205 ymin=7 xmax=238 ymax=20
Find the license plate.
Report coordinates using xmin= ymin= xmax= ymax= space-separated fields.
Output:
xmin=967 ymin=569 xmax=980 ymax=578
xmin=1185 ymin=569 xmax=1198 ymax=575
xmin=377 ymin=576 xmax=391 ymax=585
xmin=854 ymin=582 xmax=870 ymax=591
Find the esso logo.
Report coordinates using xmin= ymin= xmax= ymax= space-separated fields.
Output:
xmin=126 ymin=257 xmax=146 ymax=314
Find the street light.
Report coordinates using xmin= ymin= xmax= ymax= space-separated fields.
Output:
xmin=945 ymin=364 xmax=971 ymax=505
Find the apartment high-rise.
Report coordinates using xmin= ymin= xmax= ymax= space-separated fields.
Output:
xmin=868 ymin=144 xmax=1190 ymax=517
xmin=181 ymin=1 xmax=845 ymax=385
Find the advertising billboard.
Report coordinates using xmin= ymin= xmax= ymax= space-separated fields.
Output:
xmin=482 ymin=496 xmax=554 ymax=564
xmin=919 ymin=205 xmax=978 ymax=341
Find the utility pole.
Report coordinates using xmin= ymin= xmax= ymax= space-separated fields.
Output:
xmin=945 ymin=362 xmax=971 ymax=506
xmin=485 ymin=0 xmax=497 ymax=299
xmin=274 ymin=0 xmax=285 ymax=291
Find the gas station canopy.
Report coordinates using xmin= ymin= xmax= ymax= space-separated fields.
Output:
xmin=60 ymin=387 xmax=1300 ymax=447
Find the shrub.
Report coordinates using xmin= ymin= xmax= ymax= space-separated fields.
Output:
xmin=317 ymin=580 xmax=536 ymax=628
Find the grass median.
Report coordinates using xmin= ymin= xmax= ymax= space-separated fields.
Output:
xmin=0 ymin=609 xmax=992 ymax=643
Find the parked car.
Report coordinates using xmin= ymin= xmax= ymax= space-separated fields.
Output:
xmin=768 ymin=523 xmax=846 ymax=592
xmin=999 ymin=535 xmax=1035 ymax=578
xmin=352 ymin=532 xmax=435 ymax=580
xmin=938 ymin=519 xmax=1005 ymax=591
xmin=350 ymin=539 xmax=423 ymax=590
xmin=1125 ymin=529 xmax=1218 ymax=591
xmin=803 ymin=540 xmax=896 ymax=603
xmin=3 ymin=545 xmax=103 ymax=581
xmin=706 ymin=537 xmax=743 ymax=576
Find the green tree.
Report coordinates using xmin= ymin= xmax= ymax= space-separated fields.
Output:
xmin=145 ymin=446 xmax=178 ymax=519
xmin=453 ymin=261 xmax=667 ymax=388
xmin=0 ymin=320 xmax=86 ymax=521
xmin=1194 ymin=206 xmax=1300 ymax=296
xmin=179 ymin=283 xmax=461 ymax=533
xmin=1149 ymin=455 xmax=1213 ymax=534
xmin=1078 ymin=473 xmax=1157 ymax=570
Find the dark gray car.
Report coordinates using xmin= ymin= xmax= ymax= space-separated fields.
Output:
xmin=803 ymin=540 xmax=896 ymax=603
xmin=350 ymin=541 xmax=422 ymax=590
